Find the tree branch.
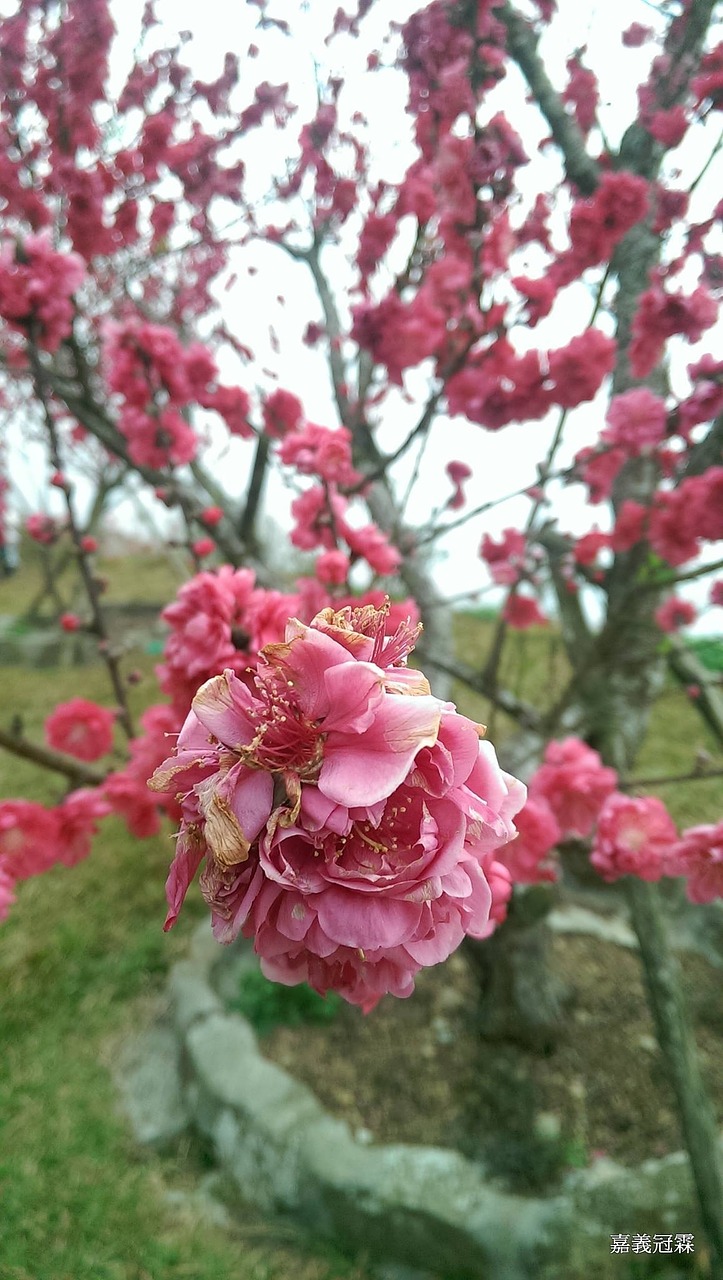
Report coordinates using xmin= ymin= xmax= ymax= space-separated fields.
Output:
xmin=0 ymin=726 xmax=106 ymax=788
xmin=494 ymin=2 xmax=599 ymax=194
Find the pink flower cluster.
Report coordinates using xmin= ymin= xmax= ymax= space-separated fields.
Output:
xmin=150 ymin=602 xmax=525 ymax=1011
xmin=590 ymin=794 xmax=678 ymax=882
xmin=0 ymin=232 xmax=85 ymax=352
xmin=500 ymin=737 xmax=617 ymax=884
xmin=0 ymin=788 xmax=110 ymax=914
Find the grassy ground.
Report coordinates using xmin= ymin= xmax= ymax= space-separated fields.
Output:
xmin=0 ymin=557 xmax=720 ymax=1280
xmin=0 ymin=647 xmax=373 ymax=1280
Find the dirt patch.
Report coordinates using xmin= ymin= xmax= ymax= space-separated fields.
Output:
xmin=249 ymin=936 xmax=722 ymax=1193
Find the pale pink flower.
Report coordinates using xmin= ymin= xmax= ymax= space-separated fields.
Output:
xmin=151 ymin=602 xmax=524 ymax=1010
xmin=591 ymin=793 xmax=678 ymax=882
xmin=45 ymin=697 xmax=115 ymax=762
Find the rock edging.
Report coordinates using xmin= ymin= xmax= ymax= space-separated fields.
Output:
xmin=146 ymin=921 xmax=719 ymax=1279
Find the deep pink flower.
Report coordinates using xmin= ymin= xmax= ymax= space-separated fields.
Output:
xmin=45 ymin=697 xmax=115 ymax=762
xmin=531 ymin=737 xmax=617 ymax=838
xmin=591 ymin=793 xmax=678 ymax=882
xmin=668 ymin=821 xmax=723 ymax=903
xmin=503 ymin=592 xmax=547 ymax=629
xmin=151 ymin=602 xmax=525 ymax=1010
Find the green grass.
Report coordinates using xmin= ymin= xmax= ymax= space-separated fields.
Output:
xmin=0 ymin=658 xmax=372 ymax=1280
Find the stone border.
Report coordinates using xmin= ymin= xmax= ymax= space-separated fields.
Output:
xmin=146 ymin=921 xmax=720 ymax=1279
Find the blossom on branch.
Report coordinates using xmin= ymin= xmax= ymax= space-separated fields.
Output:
xmin=150 ymin=602 xmax=525 ymax=1011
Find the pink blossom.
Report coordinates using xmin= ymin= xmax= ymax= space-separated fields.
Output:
xmin=192 ymin=537 xmax=215 ymax=559
xmin=473 ymin=858 xmax=512 ymax=937
xmin=55 ymin=789 xmax=112 ymax=867
xmin=547 ymin=330 xmax=617 ymax=409
xmin=630 ymin=283 xmax=717 ymax=378
xmin=591 ymin=793 xmax=678 ymax=882
xmin=0 ymin=800 xmax=60 ymax=879
xmin=262 ymin=388 xmax=303 ymax=438
xmin=668 ymin=821 xmax=723 ymax=903
xmin=573 ymin=530 xmax=609 ymax=566
xmin=710 ymin=581 xmax=723 ymax=607
xmin=345 ymin=524 xmax=401 ymax=576
xmin=654 ymin=597 xmax=697 ymax=633
xmin=622 ymin=22 xmax=652 ymax=46
xmin=150 ymin=602 xmax=525 ymax=1011
xmin=60 ymin=612 xmax=82 ymax=632
xmin=0 ymin=231 xmax=85 ymax=351
xmin=0 ymin=864 xmax=15 ymax=922
xmin=45 ymin=698 xmax=115 ymax=762
xmin=503 ymin=593 xmax=547 ymax=629
xmin=531 ymin=738 xmax=617 ymax=838
xmin=315 ymin=549 xmax=350 ymax=585
xmin=611 ymin=500 xmax=648 ymax=553
xmin=499 ymin=796 xmax=560 ymax=883
xmin=603 ymin=388 xmax=668 ymax=455
xmin=103 ymin=772 xmax=161 ymax=838
xmin=26 ymin=513 xmax=60 ymax=545
xmin=481 ymin=528 xmax=526 ymax=585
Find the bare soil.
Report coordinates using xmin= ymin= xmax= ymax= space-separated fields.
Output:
xmin=255 ymin=934 xmax=722 ymax=1193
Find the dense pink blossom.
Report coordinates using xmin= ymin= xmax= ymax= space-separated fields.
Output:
xmin=150 ymin=603 xmax=525 ymax=1011
xmin=591 ymin=793 xmax=678 ymax=882
xmin=668 ymin=822 xmax=723 ymax=904
xmin=531 ymin=738 xmax=617 ymax=838
xmin=603 ymin=388 xmax=668 ymax=455
xmin=547 ymin=330 xmax=617 ymax=409
xmin=0 ymin=232 xmax=85 ymax=351
xmin=630 ymin=283 xmax=717 ymax=378
xmin=45 ymin=698 xmax=116 ymax=762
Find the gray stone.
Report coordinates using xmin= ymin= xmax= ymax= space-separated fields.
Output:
xmin=548 ymin=905 xmax=638 ymax=948
xmin=115 ymin=1023 xmax=188 ymax=1148
xmin=168 ymin=959 xmax=223 ymax=1033
xmin=128 ymin=931 xmax=723 ymax=1280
